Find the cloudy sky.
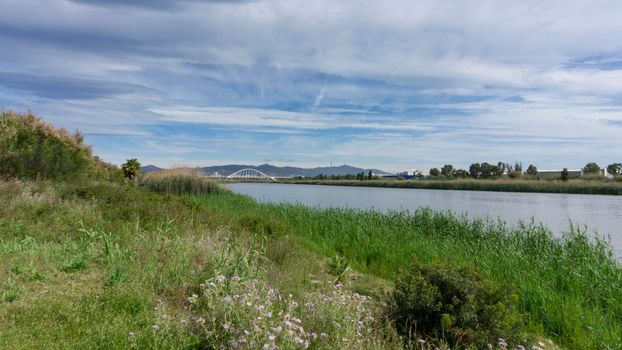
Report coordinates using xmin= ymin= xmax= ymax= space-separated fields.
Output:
xmin=2 ymin=0 xmax=622 ymax=171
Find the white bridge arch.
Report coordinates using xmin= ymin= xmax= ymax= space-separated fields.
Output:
xmin=226 ymin=168 xmax=277 ymax=181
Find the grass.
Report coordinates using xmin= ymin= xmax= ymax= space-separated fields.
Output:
xmin=3 ymin=176 xmax=614 ymax=348
xmin=0 ymin=179 xmax=409 ymax=349
xmin=196 ymin=191 xmax=622 ymax=349
xmin=141 ymin=168 xmax=221 ymax=195
xmin=284 ymin=178 xmax=622 ymax=195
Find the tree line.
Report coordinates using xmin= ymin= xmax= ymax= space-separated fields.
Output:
xmin=428 ymin=161 xmax=622 ymax=180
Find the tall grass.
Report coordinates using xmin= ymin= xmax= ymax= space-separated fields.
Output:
xmin=197 ymin=191 xmax=622 ymax=349
xmin=286 ymin=178 xmax=622 ymax=195
xmin=141 ymin=168 xmax=221 ymax=195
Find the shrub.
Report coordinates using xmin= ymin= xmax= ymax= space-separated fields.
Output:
xmin=391 ymin=260 xmax=526 ymax=348
xmin=141 ymin=168 xmax=221 ymax=195
xmin=0 ymin=111 xmax=117 ymax=180
xmin=0 ymin=111 xmax=91 ymax=179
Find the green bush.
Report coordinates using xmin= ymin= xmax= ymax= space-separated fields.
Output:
xmin=391 ymin=260 xmax=526 ymax=348
xmin=0 ymin=111 xmax=117 ymax=180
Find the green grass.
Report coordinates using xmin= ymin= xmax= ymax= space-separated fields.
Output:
xmin=196 ymin=191 xmax=622 ymax=349
xmin=284 ymin=178 xmax=622 ymax=195
xmin=0 ymin=179 xmax=408 ymax=349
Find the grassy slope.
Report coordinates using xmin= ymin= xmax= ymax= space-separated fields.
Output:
xmin=283 ymin=178 xmax=622 ymax=195
xmin=0 ymin=180 xmax=402 ymax=349
xmin=196 ymin=192 xmax=622 ymax=350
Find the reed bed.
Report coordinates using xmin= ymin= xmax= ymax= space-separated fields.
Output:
xmin=197 ymin=191 xmax=622 ymax=349
xmin=141 ymin=168 xmax=221 ymax=195
xmin=285 ymin=178 xmax=622 ymax=195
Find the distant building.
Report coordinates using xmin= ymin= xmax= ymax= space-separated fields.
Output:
xmin=600 ymin=168 xmax=613 ymax=178
xmin=381 ymin=169 xmax=423 ymax=179
xmin=538 ymin=168 xmax=613 ymax=179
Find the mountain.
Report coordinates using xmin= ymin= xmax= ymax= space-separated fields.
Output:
xmin=140 ymin=165 xmax=162 ymax=173
xmin=140 ymin=163 xmax=390 ymax=177
xmin=201 ymin=164 xmax=389 ymax=177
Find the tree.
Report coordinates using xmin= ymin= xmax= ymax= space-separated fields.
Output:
xmin=525 ymin=164 xmax=538 ymax=176
xmin=606 ymin=163 xmax=622 ymax=176
xmin=121 ymin=158 xmax=141 ymax=180
xmin=429 ymin=168 xmax=440 ymax=177
xmin=507 ymin=161 xmax=522 ymax=178
xmin=368 ymin=170 xmax=373 ymax=180
xmin=480 ymin=162 xmax=497 ymax=178
xmin=583 ymin=162 xmax=600 ymax=174
xmin=561 ymin=168 xmax=569 ymax=181
xmin=440 ymin=164 xmax=455 ymax=177
xmin=496 ymin=162 xmax=506 ymax=177
xmin=469 ymin=163 xmax=481 ymax=179
xmin=454 ymin=169 xmax=469 ymax=178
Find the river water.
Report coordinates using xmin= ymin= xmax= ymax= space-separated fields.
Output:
xmin=227 ymin=182 xmax=622 ymax=256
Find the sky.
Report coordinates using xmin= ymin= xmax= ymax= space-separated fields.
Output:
xmin=2 ymin=0 xmax=622 ymax=172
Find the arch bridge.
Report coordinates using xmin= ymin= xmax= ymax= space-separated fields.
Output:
xmin=226 ymin=168 xmax=277 ymax=181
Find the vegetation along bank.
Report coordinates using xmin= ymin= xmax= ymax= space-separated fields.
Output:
xmin=283 ymin=178 xmax=622 ymax=195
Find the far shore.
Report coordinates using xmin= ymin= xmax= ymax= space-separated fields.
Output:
xmin=278 ymin=178 xmax=622 ymax=195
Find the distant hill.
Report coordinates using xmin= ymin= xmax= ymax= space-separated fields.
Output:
xmin=203 ymin=164 xmax=390 ymax=177
xmin=140 ymin=165 xmax=162 ymax=173
xmin=141 ymin=163 xmax=390 ymax=177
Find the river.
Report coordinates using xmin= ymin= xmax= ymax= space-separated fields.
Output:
xmin=227 ymin=182 xmax=622 ymax=256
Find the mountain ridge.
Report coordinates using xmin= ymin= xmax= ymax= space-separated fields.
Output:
xmin=140 ymin=163 xmax=390 ymax=177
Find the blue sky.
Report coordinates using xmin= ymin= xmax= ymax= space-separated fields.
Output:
xmin=2 ymin=0 xmax=622 ymax=172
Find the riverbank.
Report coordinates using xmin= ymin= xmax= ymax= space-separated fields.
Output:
xmin=3 ymin=177 xmax=621 ymax=349
xmin=282 ymin=178 xmax=622 ymax=195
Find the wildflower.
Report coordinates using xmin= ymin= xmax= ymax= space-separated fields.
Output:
xmin=268 ymin=335 xmax=276 ymax=341
xmin=187 ymin=294 xmax=198 ymax=304
xmin=418 ymin=339 xmax=426 ymax=344
xmin=224 ymin=296 xmax=233 ymax=304
xmin=498 ymin=338 xmax=508 ymax=349
xmin=216 ymin=275 xmax=226 ymax=283
xmin=128 ymin=332 xmax=135 ymax=337
xmin=516 ymin=346 xmax=526 ymax=350
xmin=152 ymin=325 xmax=160 ymax=332
xmin=181 ymin=319 xmax=188 ymax=326
xmin=232 ymin=275 xmax=241 ymax=282
xmin=320 ymin=332 xmax=328 ymax=338
xmin=196 ymin=317 xmax=205 ymax=325
xmin=223 ymin=323 xmax=232 ymax=331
